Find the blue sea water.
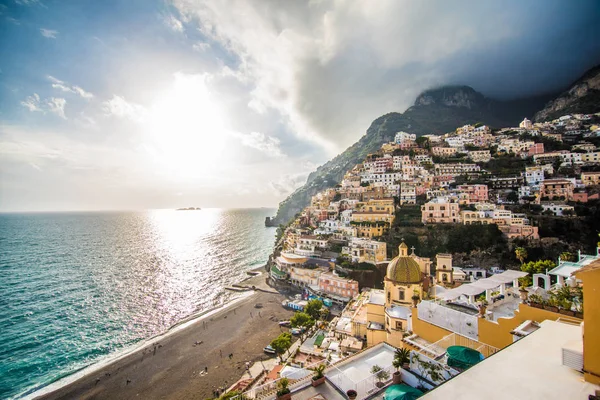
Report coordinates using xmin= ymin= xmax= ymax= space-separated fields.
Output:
xmin=0 ymin=209 xmax=276 ymax=399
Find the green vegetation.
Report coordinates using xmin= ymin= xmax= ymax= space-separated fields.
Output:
xmin=305 ymin=299 xmax=324 ymax=320
xmin=479 ymin=155 xmax=532 ymax=177
xmin=290 ymin=312 xmax=314 ymax=328
xmin=515 ymin=247 xmax=528 ymax=264
xmin=270 ymin=332 xmax=292 ymax=362
xmin=312 ymin=364 xmax=326 ymax=380
xmin=520 ymin=260 xmax=556 ymax=286
xmin=276 ymin=377 xmax=290 ymax=396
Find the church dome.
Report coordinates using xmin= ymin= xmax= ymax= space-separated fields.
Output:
xmin=386 ymin=242 xmax=422 ymax=284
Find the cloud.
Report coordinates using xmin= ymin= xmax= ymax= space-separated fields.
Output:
xmin=21 ymin=93 xmax=42 ymax=112
xmin=48 ymin=75 xmax=94 ymax=99
xmin=102 ymin=95 xmax=147 ymax=122
xmin=46 ymin=97 xmax=67 ymax=119
xmin=21 ymin=94 xmax=67 ymax=118
xmin=269 ymin=171 xmax=311 ymax=197
xmin=172 ymin=0 xmax=600 ymax=154
xmin=234 ymin=131 xmax=284 ymax=157
xmin=192 ymin=41 xmax=211 ymax=52
xmin=16 ymin=0 xmax=44 ymax=6
xmin=163 ymin=13 xmax=184 ymax=33
xmin=40 ymin=28 xmax=57 ymax=39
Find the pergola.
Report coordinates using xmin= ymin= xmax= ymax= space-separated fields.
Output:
xmin=436 ymin=270 xmax=528 ymax=304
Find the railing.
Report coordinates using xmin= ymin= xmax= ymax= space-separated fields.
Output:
xmin=327 ymin=363 xmax=396 ymax=399
xmin=242 ymin=358 xmax=327 ymax=400
xmin=416 ymin=332 xmax=499 ymax=359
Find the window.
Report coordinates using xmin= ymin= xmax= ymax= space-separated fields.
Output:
xmin=387 ymin=291 xmax=391 ymax=302
xmin=399 ymin=289 xmax=405 ymax=301
xmin=396 ymin=321 xmax=403 ymax=330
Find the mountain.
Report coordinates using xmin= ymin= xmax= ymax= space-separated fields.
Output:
xmin=268 ymin=86 xmax=555 ymax=226
xmin=534 ymin=65 xmax=600 ymax=121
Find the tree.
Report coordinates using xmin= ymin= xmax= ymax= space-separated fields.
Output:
xmin=507 ymin=190 xmax=519 ymax=203
xmin=290 ymin=312 xmax=314 ymax=329
xmin=270 ymin=332 xmax=292 ymax=362
xmin=560 ymin=252 xmax=575 ymax=262
xmin=370 ymin=365 xmax=390 ymax=384
xmin=305 ymin=299 xmax=324 ymax=320
xmin=520 ymin=259 xmax=556 ymax=286
xmin=515 ymin=247 xmax=528 ymax=264
xmin=416 ymin=136 xmax=430 ymax=148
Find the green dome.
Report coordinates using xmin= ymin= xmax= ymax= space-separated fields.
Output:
xmin=386 ymin=255 xmax=422 ymax=284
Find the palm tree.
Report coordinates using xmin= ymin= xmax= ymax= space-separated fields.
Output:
xmin=515 ymin=247 xmax=527 ymax=264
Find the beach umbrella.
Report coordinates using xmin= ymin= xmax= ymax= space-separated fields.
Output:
xmin=446 ymin=346 xmax=484 ymax=370
xmin=384 ymin=384 xmax=423 ymax=400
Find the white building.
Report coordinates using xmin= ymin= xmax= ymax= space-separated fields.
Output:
xmin=395 ymin=131 xmax=417 ymax=144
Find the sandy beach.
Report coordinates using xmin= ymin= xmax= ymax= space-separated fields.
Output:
xmin=34 ymin=275 xmax=295 ymax=400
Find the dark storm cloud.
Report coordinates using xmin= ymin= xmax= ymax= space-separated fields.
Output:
xmin=175 ymin=0 xmax=600 ymax=152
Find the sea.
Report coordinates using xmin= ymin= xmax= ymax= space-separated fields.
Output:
xmin=0 ymin=208 xmax=276 ymax=399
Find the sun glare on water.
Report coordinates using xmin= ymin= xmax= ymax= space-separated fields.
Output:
xmin=144 ymin=73 xmax=228 ymax=180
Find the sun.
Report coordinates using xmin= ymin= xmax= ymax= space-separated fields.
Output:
xmin=144 ymin=73 xmax=228 ymax=180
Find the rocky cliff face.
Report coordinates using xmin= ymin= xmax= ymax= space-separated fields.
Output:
xmin=414 ymin=86 xmax=487 ymax=109
xmin=269 ymin=86 xmax=555 ymax=226
xmin=534 ymin=65 xmax=600 ymax=121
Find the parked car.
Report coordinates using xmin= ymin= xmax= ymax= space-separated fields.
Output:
xmin=290 ymin=327 xmax=306 ymax=336
xmin=279 ymin=321 xmax=291 ymax=327
xmin=263 ymin=345 xmax=276 ymax=355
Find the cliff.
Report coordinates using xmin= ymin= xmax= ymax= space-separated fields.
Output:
xmin=534 ymin=65 xmax=600 ymax=121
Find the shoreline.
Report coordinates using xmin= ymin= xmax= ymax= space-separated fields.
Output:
xmin=23 ymin=291 xmax=254 ymax=400
xmin=28 ymin=269 xmax=294 ymax=400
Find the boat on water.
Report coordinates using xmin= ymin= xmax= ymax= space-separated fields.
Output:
xmin=176 ymin=207 xmax=201 ymax=211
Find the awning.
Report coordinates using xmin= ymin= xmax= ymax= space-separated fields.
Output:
xmin=436 ymin=270 xmax=527 ymax=301
xmin=384 ymin=384 xmax=423 ymax=400
xmin=446 ymin=345 xmax=484 ymax=370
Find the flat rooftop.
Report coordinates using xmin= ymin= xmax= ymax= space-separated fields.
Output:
xmin=421 ymin=320 xmax=599 ymax=400
xmin=326 ymin=343 xmax=395 ymax=399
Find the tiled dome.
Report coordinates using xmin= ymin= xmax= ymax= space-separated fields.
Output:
xmin=386 ymin=242 xmax=422 ymax=284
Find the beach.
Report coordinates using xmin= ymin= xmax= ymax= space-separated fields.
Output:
xmin=34 ymin=274 xmax=295 ymax=400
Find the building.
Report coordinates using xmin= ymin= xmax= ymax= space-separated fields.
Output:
xmin=467 ymin=150 xmax=491 ymax=163
xmin=395 ymin=131 xmax=416 ymax=144
xmin=342 ymin=238 xmax=387 ymax=265
xmin=457 ymin=184 xmax=488 ymax=203
xmin=519 ymin=117 xmax=533 ymax=129
xmin=539 ymin=178 xmax=574 ymax=202
xmin=523 ymin=165 xmax=545 ymax=187
xmin=581 ymin=151 xmax=600 ymax=163
xmin=541 ymin=203 xmax=575 ymax=216
xmin=574 ymin=260 xmax=600 ymax=385
xmin=432 ymin=146 xmax=457 ymax=157
xmin=317 ymin=272 xmax=359 ymax=301
xmin=366 ymin=242 xmax=431 ymax=347
xmin=420 ymin=320 xmax=599 ymax=400
xmin=581 ymin=171 xmax=600 ymax=186
xmin=488 ymin=176 xmax=523 ymax=189
xmin=527 ymin=142 xmax=544 ymax=156
xmin=497 ymin=224 xmax=540 ymax=240
xmin=421 ymin=197 xmax=460 ymax=224
xmin=435 ymin=254 xmax=453 ymax=284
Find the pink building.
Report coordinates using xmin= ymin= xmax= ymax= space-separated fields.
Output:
xmin=318 ymin=272 xmax=359 ymax=300
xmin=457 ymin=184 xmax=489 ymax=203
xmin=528 ymin=143 xmax=545 ymax=157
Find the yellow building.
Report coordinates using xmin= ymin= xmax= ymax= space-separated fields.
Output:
xmin=435 ymin=253 xmax=453 ymax=284
xmin=364 ymin=242 xmax=431 ymax=347
xmin=362 ymin=198 xmax=395 ymax=214
xmin=574 ymin=260 xmax=600 ymax=385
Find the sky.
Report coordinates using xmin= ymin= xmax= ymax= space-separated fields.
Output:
xmin=1 ymin=0 xmax=599 ymax=212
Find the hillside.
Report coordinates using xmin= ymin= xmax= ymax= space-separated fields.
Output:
xmin=269 ymin=86 xmax=554 ymax=226
xmin=534 ymin=64 xmax=600 ymax=121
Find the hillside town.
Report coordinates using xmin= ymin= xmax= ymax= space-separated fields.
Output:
xmin=224 ymin=112 xmax=600 ymax=400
